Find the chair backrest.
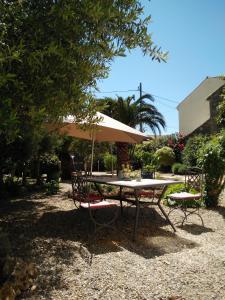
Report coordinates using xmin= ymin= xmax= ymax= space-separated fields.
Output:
xmin=71 ymin=172 xmax=89 ymax=205
xmin=185 ymin=167 xmax=203 ymax=194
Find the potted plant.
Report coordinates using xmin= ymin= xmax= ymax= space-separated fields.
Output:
xmin=141 ymin=164 xmax=155 ymax=179
xmin=119 ymin=163 xmax=132 ymax=180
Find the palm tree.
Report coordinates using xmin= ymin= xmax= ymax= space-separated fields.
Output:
xmin=101 ymin=95 xmax=166 ymax=170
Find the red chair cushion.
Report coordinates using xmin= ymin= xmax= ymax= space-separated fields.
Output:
xmin=170 ymin=192 xmax=201 ymax=200
xmin=88 ymin=193 xmax=103 ymax=201
xmin=137 ymin=190 xmax=155 ymax=197
xmin=124 ymin=190 xmax=155 ymax=198
xmin=80 ymin=200 xmax=117 ymax=209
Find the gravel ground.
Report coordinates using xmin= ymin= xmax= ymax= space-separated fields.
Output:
xmin=1 ymin=183 xmax=225 ymax=300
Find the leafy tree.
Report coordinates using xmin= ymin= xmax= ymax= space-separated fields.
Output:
xmin=103 ymin=152 xmax=117 ymax=172
xmin=1 ymin=0 xmax=167 ymax=185
xmin=1 ymin=0 xmax=167 ymax=142
xmin=198 ymin=131 xmax=225 ymax=207
xmin=182 ymin=135 xmax=209 ymax=167
xmin=100 ymin=95 xmax=166 ymax=169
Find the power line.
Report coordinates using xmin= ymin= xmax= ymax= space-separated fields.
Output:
xmin=95 ymin=88 xmax=180 ymax=104
xmin=142 ymin=90 xmax=179 ymax=104
xmin=166 ymin=125 xmax=179 ymax=129
xmin=155 ymin=99 xmax=177 ymax=110
xmin=95 ymin=89 xmax=138 ymax=94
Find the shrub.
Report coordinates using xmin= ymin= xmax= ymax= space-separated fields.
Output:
xmin=182 ymin=135 xmax=208 ymax=167
xmin=167 ymin=133 xmax=185 ymax=162
xmin=164 ymin=183 xmax=185 ymax=200
xmin=40 ymin=154 xmax=61 ymax=181
xmin=133 ymin=144 xmax=154 ymax=169
xmin=133 ymin=138 xmax=169 ymax=168
xmin=172 ymin=163 xmax=187 ymax=175
xmin=3 ymin=177 xmax=22 ymax=197
xmin=141 ymin=138 xmax=168 ymax=152
xmin=44 ymin=180 xmax=59 ymax=195
xmin=217 ymin=87 xmax=225 ymax=128
xmin=154 ymin=146 xmax=175 ymax=171
xmin=103 ymin=152 xmax=117 ymax=171
xmin=138 ymin=150 xmax=153 ymax=165
xmin=198 ymin=131 xmax=225 ymax=207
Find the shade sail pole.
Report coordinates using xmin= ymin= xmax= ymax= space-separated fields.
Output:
xmin=110 ymin=143 xmax=113 ymax=177
xmin=90 ymin=130 xmax=95 ymax=176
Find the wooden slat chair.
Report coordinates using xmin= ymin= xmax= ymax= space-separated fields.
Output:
xmin=168 ymin=167 xmax=204 ymax=226
xmin=71 ymin=172 xmax=119 ymax=236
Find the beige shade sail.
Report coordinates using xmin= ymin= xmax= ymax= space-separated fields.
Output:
xmin=47 ymin=112 xmax=148 ymax=144
xmin=47 ymin=112 xmax=148 ymax=175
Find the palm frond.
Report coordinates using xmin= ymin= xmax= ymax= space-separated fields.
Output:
xmin=134 ymin=93 xmax=155 ymax=106
xmin=101 ymin=95 xmax=166 ymax=134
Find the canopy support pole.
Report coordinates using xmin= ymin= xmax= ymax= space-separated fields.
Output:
xmin=90 ymin=130 xmax=95 ymax=177
xmin=110 ymin=143 xmax=114 ymax=177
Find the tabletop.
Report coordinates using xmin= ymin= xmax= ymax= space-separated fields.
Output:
xmin=87 ymin=176 xmax=182 ymax=189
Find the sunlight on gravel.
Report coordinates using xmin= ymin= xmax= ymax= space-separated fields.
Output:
xmin=1 ymin=183 xmax=225 ymax=300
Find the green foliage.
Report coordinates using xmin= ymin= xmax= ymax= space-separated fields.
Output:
xmin=103 ymin=152 xmax=117 ymax=171
xmin=40 ymin=154 xmax=61 ymax=181
xmin=164 ymin=183 xmax=185 ymax=199
xmin=154 ymin=146 xmax=175 ymax=169
xmin=142 ymin=164 xmax=155 ymax=173
xmin=1 ymin=0 xmax=167 ymax=146
xmin=2 ymin=177 xmax=22 ymax=197
xmin=0 ymin=176 xmax=31 ymax=198
xmin=172 ymin=163 xmax=187 ymax=175
xmin=101 ymin=95 xmax=166 ymax=135
xmin=198 ymin=131 xmax=225 ymax=207
xmin=141 ymin=164 xmax=155 ymax=178
xmin=182 ymin=135 xmax=209 ymax=167
xmin=44 ymin=180 xmax=59 ymax=195
xmin=164 ymin=183 xmax=204 ymax=207
xmin=167 ymin=133 xmax=185 ymax=163
xmin=66 ymin=138 xmax=112 ymax=171
xmin=134 ymin=146 xmax=154 ymax=166
xmin=134 ymin=134 xmax=185 ymax=170
xmin=217 ymin=88 xmax=225 ymax=128
xmin=0 ymin=0 xmax=167 ymax=185
xmin=132 ymin=138 xmax=168 ymax=169
xmin=100 ymin=93 xmax=166 ymax=170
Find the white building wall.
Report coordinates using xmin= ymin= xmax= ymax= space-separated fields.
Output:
xmin=177 ymin=77 xmax=225 ymax=136
xmin=178 ymin=95 xmax=210 ymax=136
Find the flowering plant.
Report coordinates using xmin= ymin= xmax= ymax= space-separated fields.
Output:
xmin=167 ymin=133 xmax=185 ymax=162
xmin=121 ymin=163 xmax=132 ymax=179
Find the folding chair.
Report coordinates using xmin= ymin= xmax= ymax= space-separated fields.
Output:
xmin=71 ymin=172 xmax=119 ymax=236
xmin=168 ymin=167 xmax=204 ymax=226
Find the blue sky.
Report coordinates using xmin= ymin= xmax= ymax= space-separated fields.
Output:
xmin=95 ymin=0 xmax=225 ymax=135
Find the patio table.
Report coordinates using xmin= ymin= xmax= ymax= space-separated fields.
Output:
xmin=87 ymin=177 xmax=182 ymax=240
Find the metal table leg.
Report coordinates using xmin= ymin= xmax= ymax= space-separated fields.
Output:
xmin=119 ymin=186 xmax=123 ymax=216
xmin=133 ymin=190 xmax=140 ymax=241
xmin=157 ymin=186 xmax=176 ymax=232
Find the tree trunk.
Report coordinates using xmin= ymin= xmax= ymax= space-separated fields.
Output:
xmin=22 ymin=162 xmax=27 ymax=185
xmin=0 ymin=169 xmax=4 ymax=188
xmin=116 ymin=142 xmax=130 ymax=171
xmin=35 ymin=158 xmax=42 ymax=185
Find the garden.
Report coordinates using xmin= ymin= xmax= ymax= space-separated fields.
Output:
xmin=1 ymin=1 xmax=225 ymax=299
xmin=1 ymin=128 xmax=225 ymax=299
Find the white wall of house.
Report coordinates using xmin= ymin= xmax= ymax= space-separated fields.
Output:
xmin=177 ymin=77 xmax=225 ymax=136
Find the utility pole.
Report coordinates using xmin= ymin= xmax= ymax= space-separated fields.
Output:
xmin=139 ymin=82 xmax=143 ymax=132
